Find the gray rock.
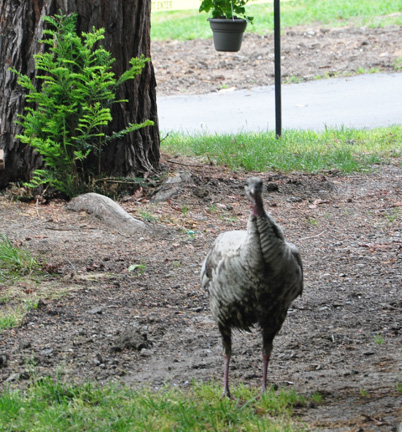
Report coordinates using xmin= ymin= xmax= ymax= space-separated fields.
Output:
xmin=66 ymin=193 xmax=149 ymax=234
xmin=151 ymin=171 xmax=192 ymax=203
xmin=87 ymin=307 xmax=104 ymax=315
xmin=0 ymin=353 xmax=8 ymax=368
xmin=40 ymin=348 xmax=54 ymax=356
xmin=151 ymin=186 xmax=181 ymax=203
xmin=5 ymin=373 xmax=19 ymax=382
xmin=165 ymin=172 xmax=191 ymax=184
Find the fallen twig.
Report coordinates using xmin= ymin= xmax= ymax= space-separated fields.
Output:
xmin=167 ymin=159 xmax=205 ymax=168
xmin=299 ymin=231 xmax=326 ymax=241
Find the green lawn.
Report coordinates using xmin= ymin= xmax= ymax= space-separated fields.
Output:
xmin=0 ymin=378 xmax=313 ymax=431
xmin=162 ymin=126 xmax=402 ymax=173
xmin=151 ymin=0 xmax=402 ymax=40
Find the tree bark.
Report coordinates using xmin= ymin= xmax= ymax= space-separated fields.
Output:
xmin=0 ymin=0 xmax=160 ymax=187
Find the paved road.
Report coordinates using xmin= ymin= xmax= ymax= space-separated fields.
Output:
xmin=157 ymin=73 xmax=402 ymax=134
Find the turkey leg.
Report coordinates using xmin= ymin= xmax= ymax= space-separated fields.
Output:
xmin=261 ymin=335 xmax=274 ymax=394
xmin=261 ymin=353 xmax=271 ymax=394
xmin=222 ymin=353 xmax=231 ymax=398
xmin=220 ymin=324 xmax=232 ymax=398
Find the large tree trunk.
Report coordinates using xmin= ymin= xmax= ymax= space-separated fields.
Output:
xmin=0 ymin=0 xmax=160 ymax=188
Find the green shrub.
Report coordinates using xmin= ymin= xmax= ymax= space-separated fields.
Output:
xmin=12 ymin=13 xmax=153 ymax=198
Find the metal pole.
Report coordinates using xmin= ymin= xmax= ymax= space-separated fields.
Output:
xmin=274 ymin=0 xmax=282 ymax=138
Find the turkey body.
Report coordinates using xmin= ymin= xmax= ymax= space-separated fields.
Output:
xmin=201 ymin=177 xmax=303 ymax=397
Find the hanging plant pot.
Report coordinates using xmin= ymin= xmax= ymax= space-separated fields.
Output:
xmin=208 ymin=18 xmax=247 ymax=52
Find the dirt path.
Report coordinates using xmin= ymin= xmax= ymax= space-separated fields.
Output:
xmin=0 ymin=160 xmax=401 ymax=430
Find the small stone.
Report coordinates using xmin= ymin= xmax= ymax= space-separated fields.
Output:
xmin=151 ymin=186 xmax=181 ymax=203
xmin=0 ymin=354 xmax=8 ymax=368
xmin=287 ymin=196 xmax=303 ymax=203
xmin=94 ymin=353 xmax=103 ymax=365
xmin=87 ymin=307 xmax=104 ymax=315
xmin=5 ymin=373 xmax=19 ymax=383
xmin=140 ymin=349 xmax=151 ymax=358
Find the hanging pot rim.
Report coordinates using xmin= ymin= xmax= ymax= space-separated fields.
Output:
xmin=208 ymin=17 xmax=247 ymax=22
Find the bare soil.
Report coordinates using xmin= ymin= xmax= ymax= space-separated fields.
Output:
xmin=152 ymin=24 xmax=402 ymax=95
xmin=1 ymin=24 xmax=402 ymax=431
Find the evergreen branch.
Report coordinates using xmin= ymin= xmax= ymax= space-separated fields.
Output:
xmin=12 ymin=12 xmax=153 ymax=198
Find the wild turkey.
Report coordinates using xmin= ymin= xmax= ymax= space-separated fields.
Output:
xmin=201 ymin=177 xmax=303 ymax=398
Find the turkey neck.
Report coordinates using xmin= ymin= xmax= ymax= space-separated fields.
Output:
xmin=250 ymin=192 xmax=264 ymax=217
xmin=246 ymin=193 xmax=287 ymax=275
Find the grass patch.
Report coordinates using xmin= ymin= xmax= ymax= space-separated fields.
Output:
xmin=0 ymin=379 xmax=310 ymax=431
xmin=0 ymin=234 xmax=64 ymax=331
xmin=374 ymin=334 xmax=384 ymax=345
xmin=162 ymin=126 xmax=402 ymax=173
xmin=0 ymin=234 xmax=41 ymax=283
xmin=151 ymin=0 xmax=402 ymax=41
xmin=0 ymin=280 xmax=73 ymax=332
xmin=394 ymin=56 xmax=402 ymax=71
xmin=310 ymin=67 xmax=383 ymax=81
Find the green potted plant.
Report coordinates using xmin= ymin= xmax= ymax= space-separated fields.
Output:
xmin=199 ymin=0 xmax=254 ymax=52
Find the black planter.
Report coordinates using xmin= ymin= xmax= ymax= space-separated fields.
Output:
xmin=208 ymin=18 xmax=248 ymax=52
